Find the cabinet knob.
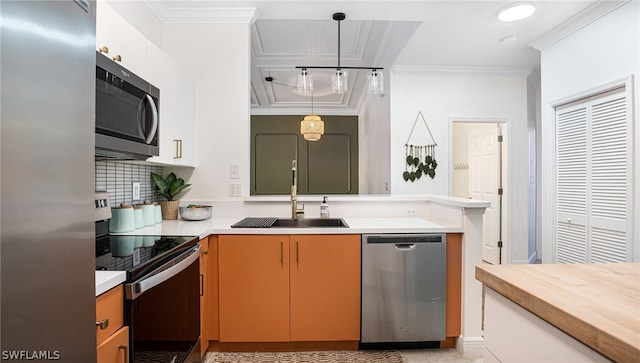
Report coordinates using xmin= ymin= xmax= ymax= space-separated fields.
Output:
xmin=112 ymin=54 xmax=122 ymax=62
xmin=202 ymin=250 xmax=208 ymax=255
xmin=96 ymin=318 xmax=109 ymax=330
xmin=98 ymin=46 xmax=109 ymax=54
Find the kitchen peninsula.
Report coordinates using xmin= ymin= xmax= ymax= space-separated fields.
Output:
xmin=476 ymin=263 xmax=640 ymax=362
xmin=98 ymin=195 xmax=489 ymax=357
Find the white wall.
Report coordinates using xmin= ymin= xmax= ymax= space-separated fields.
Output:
xmin=161 ymin=23 xmax=252 ymax=201
xmin=540 ymin=1 xmax=640 ymax=262
xmin=105 ymin=0 xmax=163 ymax=46
xmin=390 ymin=67 xmax=533 ymax=263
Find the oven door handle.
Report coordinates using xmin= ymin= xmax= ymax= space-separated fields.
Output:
xmin=125 ymin=244 xmax=200 ymax=300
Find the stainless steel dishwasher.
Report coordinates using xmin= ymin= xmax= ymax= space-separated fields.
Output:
xmin=361 ymin=234 xmax=446 ymax=348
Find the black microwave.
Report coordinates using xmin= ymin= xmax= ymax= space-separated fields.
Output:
xmin=95 ymin=51 xmax=159 ymax=160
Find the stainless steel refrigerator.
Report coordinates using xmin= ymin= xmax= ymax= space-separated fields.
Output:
xmin=1 ymin=1 xmax=97 ymax=361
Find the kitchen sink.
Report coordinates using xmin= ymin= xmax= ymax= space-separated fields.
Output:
xmin=271 ymin=218 xmax=349 ymax=228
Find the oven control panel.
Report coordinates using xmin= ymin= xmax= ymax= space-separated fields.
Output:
xmin=95 ymin=191 xmax=111 ymax=221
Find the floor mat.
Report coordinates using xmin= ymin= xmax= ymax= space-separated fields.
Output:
xmin=205 ymin=350 xmax=405 ymax=363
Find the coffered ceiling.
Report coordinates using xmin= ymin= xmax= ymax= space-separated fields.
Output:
xmin=144 ymin=0 xmax=627 ymax=115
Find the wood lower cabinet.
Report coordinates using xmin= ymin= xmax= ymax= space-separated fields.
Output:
xmin=217 ymin=234 xmax=360 ymax=344
xmin=219 ymin=235 xmax=290 ymax=342
xmin=96 ymin=285 xmax=128 ymax=363
xmin=200 ymin=237 xmax=210 ymax=355
xmin=289 ymin=235 xmax=360 ymax=341
xmin=445 ymin=233 xmax=462 ymax=343
xmin=97 ymin=326 xmax=129 ymax=363
xmin=200 ymin=236 xmax=219 ymax=354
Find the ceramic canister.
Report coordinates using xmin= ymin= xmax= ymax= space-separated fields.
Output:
xmin=133 ymin=236 xmax=143 ymax=248
xmin=110 ymin=235 xmax=136 ymax=256
xmin=142 ymin=236 xmax=158 ymax=247
xmin=153 ymin=203 xmax=162 ymax=224
xmin=138 ymin=202 xmax=155 ymax=226
xmin=109 ymin=204 xmax=135 ymax=233
xmin=133 ymin=206 xmax=144 ymax=229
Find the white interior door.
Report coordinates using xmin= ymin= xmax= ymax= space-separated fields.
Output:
xmin=469 ymin=125 xmax=501 ymax=264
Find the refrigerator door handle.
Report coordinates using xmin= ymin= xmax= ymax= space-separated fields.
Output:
xmin=125 ymin=244 xmax=200 ymax=300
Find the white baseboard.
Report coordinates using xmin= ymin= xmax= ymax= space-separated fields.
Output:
xmin=456 ymin=335 xmax=484 ymax=358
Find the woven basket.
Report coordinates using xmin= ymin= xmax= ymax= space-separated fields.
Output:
xmin=160 ymin=200 xmax=180 ymax=220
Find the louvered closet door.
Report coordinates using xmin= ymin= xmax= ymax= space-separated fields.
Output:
xmin=590 ymin=95 xmax=629 ymax=262
xmin=555 ymin=88 xmax=630 ymax=263
xmin=556 ymin=106 xmax=588 ymax=263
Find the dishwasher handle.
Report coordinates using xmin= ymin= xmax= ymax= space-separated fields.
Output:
xmin=394 ymin=243 xmax=416 ymax=251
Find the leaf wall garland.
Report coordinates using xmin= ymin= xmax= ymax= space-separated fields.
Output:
xmin=403 ymin=112 xmax=438 ymax=182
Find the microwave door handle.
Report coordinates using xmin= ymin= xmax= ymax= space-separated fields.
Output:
xmin=136 ymin=96 xmax=146 ymax=139
xmin=136 ymin=94 xmax=159 ymax=144
xmin=144 ymin=94 xmax=158 ymax=144
xmin=125 ymin=244 xmax=201 ymax=300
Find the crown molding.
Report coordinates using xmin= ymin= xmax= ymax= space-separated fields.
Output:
xmin=392 ymin=65 xmax=534 ymax=76
xmin=143 ymin=1 xmax=258 ymax=24
xmin=529 ymin=0 xmax=629 ymax=51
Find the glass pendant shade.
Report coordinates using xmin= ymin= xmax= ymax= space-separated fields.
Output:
xmin=300 ymin=115 xmax=324 ymax=141
xmin=367 ymin=70 xmax=385 ymax=95
xmin=296 ymin=68 xmax=313 ymax=94
xmin=331 ymin=69 xmax=348 ymax=94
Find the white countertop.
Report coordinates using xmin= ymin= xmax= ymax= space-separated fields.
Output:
xmin=95 ymin=271 xmax=126 ymax=296
xmin=112 ymin=216 xmax=462 ymax=239
xmin=99 ymin=216 xmax=461 ymax=294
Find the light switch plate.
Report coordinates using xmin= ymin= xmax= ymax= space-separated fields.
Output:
xmin=230 ymin=164 xmax=240 ymax=179
xmin=229 ymin=183 xmax=241 ymax=197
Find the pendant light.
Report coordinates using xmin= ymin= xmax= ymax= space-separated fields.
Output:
xmin=367 ymin=69 xmax=385 ymax=95
xmin=300 ymin=92 xmax=324 ymax=141
xmin=296 ymin=68 xmax=313 ymax=94
xmin=295 ymin=12 xmax=384 ymax=96
xmin=265 ymin=76 xmax=324 ymax=141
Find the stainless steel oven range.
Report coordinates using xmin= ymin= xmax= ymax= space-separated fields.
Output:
xmin=95 ymin=192 xmax=200 ymax=363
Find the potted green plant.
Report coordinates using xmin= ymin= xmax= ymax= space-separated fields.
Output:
xmin=151 ymin=172 xmax=191 ymax=220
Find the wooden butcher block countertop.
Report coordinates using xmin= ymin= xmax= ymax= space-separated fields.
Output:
xmin=476 ymin=263 xmax=640 ymax=363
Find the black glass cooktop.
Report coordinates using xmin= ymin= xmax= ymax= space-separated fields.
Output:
xmin=96 ymin=234 xmax=198 ymax=280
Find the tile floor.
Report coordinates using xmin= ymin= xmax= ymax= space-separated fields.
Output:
xmin=399 ymin=349 xmax=483 ymax=363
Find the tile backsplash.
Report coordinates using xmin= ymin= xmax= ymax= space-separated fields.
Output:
xmin=95 ymin=161 xmax=163 ymax=206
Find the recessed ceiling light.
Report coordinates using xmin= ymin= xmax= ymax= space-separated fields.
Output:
xmin=498 ymin=2 xmax=536 ymax=22
xmin=501 ymin=35 xmax=518 ymax=45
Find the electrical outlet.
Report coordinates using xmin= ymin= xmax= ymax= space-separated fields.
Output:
xmin=407 ymin=208 xmax=417 ymax=216
xmin=228 ymin=183 xmax=241 ymax=197
xmin=230 ymin=164 xmax=240 ymax=179
xmin=132 ymin=182 xmax=141 ymax=200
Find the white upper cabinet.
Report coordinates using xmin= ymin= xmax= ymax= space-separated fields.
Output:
xmin=146 ymin=42 xmax=197 ymax=167
xmin=96 ymin=0 xmax=197 ymax=167
xmin=96 ymin=0 xmax=147 ymax=78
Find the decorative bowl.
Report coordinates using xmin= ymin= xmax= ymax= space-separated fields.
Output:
xmin=179 ymin=205 xmax=212 ymax=221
